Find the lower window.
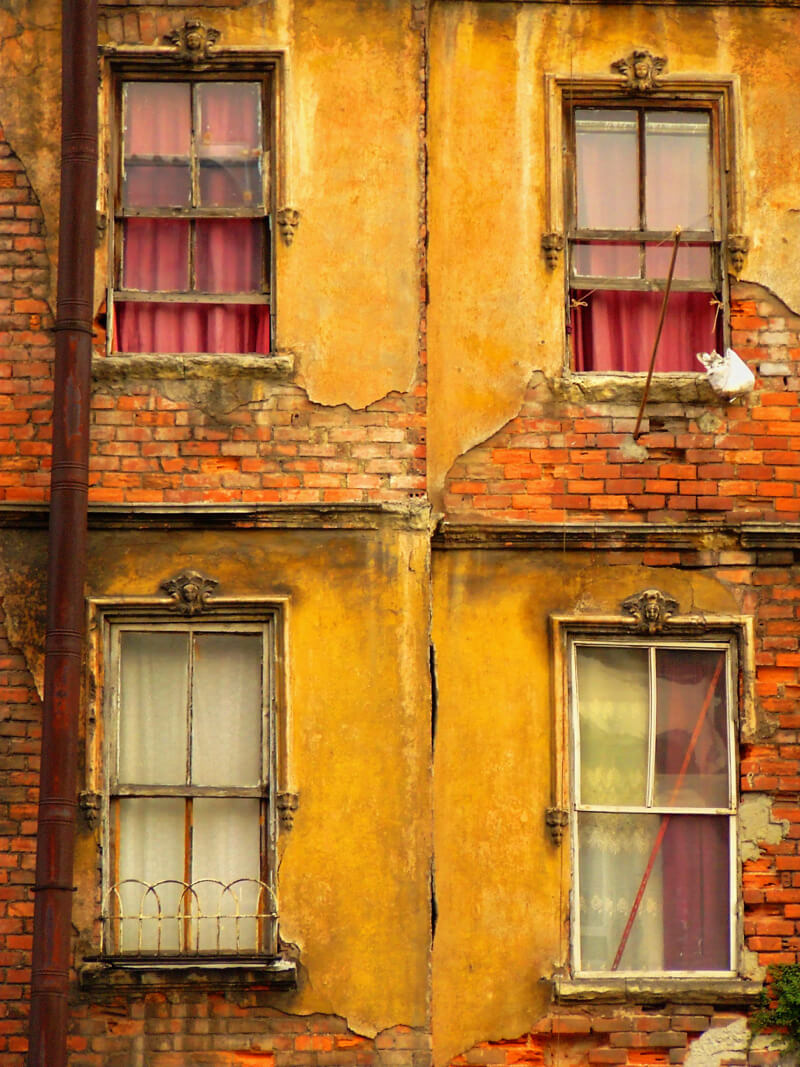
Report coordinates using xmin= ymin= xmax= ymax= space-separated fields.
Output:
xmin=570 ymin=637 xmax=736 ymax=975
xmin=102 ymin=619 xmax=277 ymax=960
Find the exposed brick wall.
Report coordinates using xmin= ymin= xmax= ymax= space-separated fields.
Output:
xmin=65 ymin=1001 xmax=429 ymax=1067
xmin=0 ymin=122 xmax=54 ymax=505
xmin=0 ymin=604 xmax=41 ymax=1065
xmin=444 ymin=290 xmax=800 ymax=523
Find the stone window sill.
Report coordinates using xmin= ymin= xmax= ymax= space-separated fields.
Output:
xmin=554 ymin=976 xmax=762 ymax=1006
xmin=556 ymin=371 xmax=717 ymax=406
xmin=79 ymin=955 xmax=298 ymax=993
xmin=91 ymin=352 xmax=296 ymax=382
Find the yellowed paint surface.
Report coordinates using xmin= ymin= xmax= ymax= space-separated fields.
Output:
xmin=427 ymin=1 xmax=800 ymax=504
xmin=4 ymin=517 xmax=434 ymax=1036
xmin=431 ymin=550 xmax=740 ymax=1065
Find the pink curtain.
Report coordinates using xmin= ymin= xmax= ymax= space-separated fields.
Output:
xmin=118 ymin=82 xmax=267 ymax=355
xmin=573 ymin=109 xmax=718 ymax=372
xmin=572 ymin=290 xmax=720 ymax=372
xmin=656 ymin=652 xmax=730 ymax=971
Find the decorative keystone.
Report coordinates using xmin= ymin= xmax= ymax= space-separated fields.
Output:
xmin=277 ymin=792 xmax=299 ymax=830
xmin=546 ymin=807 xmax=569 ymax=845
xmin=163 ymin=21 xmax=221 ymax=62
xmin=277 ymin=207 xmax=301 ymax=247
xmin=611 ymin=49 xmax=667 ymax=92
xmin=621 ymin=588 xmax=679 ymax=633
xmin=161 ymin=570 xmax=218 ymax=615
xmin=541 ymin=232 xmax=564 ymax=270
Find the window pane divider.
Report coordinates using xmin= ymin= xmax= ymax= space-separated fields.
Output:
xmin=571 ymin=229 xmax=715 ymax=242
xmin=119 ymin=208 xmax=267 ymax=219
xmin=115 ymin=290 xmax=270 ymax=304
xmin=575 ymin=804 xmax=736 ymax=816
xmin=569 ymin=278 xmax=719 ymax=293
xmin=111 ymin=785 xmax=265 ymax=798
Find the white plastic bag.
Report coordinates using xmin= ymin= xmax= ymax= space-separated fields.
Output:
xmin=696 ymin=348 xmax=755 ymax=398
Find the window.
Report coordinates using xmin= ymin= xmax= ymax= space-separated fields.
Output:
xmin=569 ymin=636 xmax=736 ymax=975
xmin=111 ymin=75 xmax=272 ymax=355
xmin=101 ymin=618 xmax=277 ymax=960
xmin=567 ymin=105 xmax=725 ymax=372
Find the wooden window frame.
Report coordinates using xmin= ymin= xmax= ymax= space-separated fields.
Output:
xmin=543 ymin=73 xmax=743 ymax=375
xmin=550 ymin=609 xmax=755 ymax=982
xmin=85 ymin=595 xmax=292 ymax=966
xmin=104 ymin=56 xmax=278 ymax=357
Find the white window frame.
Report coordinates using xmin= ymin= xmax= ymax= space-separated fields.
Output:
xmin=569 ymin=634 xmax=737 ymax=978
xmin=85 ymin=595 xmax=291 ymax=964
xmin=550 ymin=609 xmax=756 ymax=982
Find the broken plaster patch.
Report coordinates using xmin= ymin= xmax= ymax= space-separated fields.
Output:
xmin=740 ymin=793 xmax=788 ymax=863
xmin=684 ymin=1019 xmax=747 ymax=1067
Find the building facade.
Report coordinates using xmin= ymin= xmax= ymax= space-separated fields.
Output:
xmin=1 ymin=1 xmax=800 ymax=1064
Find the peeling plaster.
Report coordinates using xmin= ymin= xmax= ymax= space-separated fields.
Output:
xmin=740 ymin=793 xmax=789 ymax=863
xmin=684 ymin=1019 xmax=748 ymax=1067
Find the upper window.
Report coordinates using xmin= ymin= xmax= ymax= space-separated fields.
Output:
xmin=567 ymin=105 xmax=725 ymax=372
xmin=101 ymin=617 xmax=277 ymax=960
xmin=111 ymin=76 xmax=271 ymax=356
xmin=569 ymin=636 xmax=736 ymax=975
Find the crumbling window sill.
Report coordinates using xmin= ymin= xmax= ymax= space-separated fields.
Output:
xmin=91 ymin=351 xmax=296 ymax=382
xmin=79 ymin=955 xmax=298 ymax=993
xmin=554 ymin=976 xmax=762 ymax=1006
xmin=555 ymin=371 xmax=717 ymax=406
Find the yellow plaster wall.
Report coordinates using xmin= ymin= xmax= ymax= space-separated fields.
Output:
xmin=60 ymin=519 xmax=431 ymax=1034
xmin=0 ymin=0 xmax=422 ymax=410
xmin=427 ymin=1 xmax=800 ymax=505
xmin=431 ymin=550 xmax=740 ymax=1065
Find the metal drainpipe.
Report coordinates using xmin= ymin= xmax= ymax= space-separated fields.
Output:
xmin=28 ymin=2 xmax=97 ymax=1065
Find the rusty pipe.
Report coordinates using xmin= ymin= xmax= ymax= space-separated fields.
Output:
xmin=28 ymin=2 xmax=97 ymax=1064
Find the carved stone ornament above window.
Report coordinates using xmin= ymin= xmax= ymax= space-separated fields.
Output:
xmin=163 ymin=21 xmax=221 ymax=62
xmin=161 ymin=570 xmax=219 ymax=615
xmin=611 ymin=49 xmax=668 ymax=92
xmin=277 ymin=207 xmax=301 ymax=247
xmin=621 ymin=589 xmax=680 ymax=633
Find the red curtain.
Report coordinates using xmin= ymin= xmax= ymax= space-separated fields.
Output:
xmin=118 ymin=82 xmax=267 ymax=355
xmin=572 ymin=290 xmax=720 ymax=372
xmin=656 ymin=652 xmax=730 ymax=971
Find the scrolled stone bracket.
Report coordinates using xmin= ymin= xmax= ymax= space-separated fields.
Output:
xmin=277 ymin=792 xmax=300 ymax=831
xmin=546 ymin=807 xmax=569 ymax=845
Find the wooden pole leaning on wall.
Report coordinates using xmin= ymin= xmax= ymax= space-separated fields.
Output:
xmin=633 ymin=227 xmax=682 ymax=439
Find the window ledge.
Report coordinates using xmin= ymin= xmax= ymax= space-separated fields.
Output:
xmin=554 ymin=976 xmax=762 ymax=1006
xmin=79 ymin=955 xmax=298 ymax=993
xmin=92 ymin=351 xmax=296 ymax=382
xmin=556 ymin=371 xmax=717 ymax=406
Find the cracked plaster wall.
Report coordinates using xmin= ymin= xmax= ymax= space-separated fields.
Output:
xmin=427 ymin=2 xmax=800 ymax=509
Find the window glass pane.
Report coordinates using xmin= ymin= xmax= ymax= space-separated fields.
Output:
xmin=654 ymin=648 xmax=730 ymax=808
xmin=114 ymin=301 xmax=271 ymax=355
xmin=193 ymin=798 xmax=262 ymax=951
xmin=576 ymin=645 xmax=649 ymax=806
xmin=645 ymin=243 xmax=712 ymax=282
xmin=573 ymin=241 xmax=640 ymax=279
xmin=578 ymin=811 xmax=730 ymax=972
xmin=578 ymin=811 xmax=664 ymax=972
xmin=122 ymin=219 xmax=190 ymax=291
xmin=197 ymin=83 xmax=262 ymax=208
xmin=123 ymin=83 xmax=191 ymax=208
xmin=660 ymin=814 xmax=730 ymax=970
xmin=645 ymin=111 xmax=711 ymax=231
xmin=117 ymin=797 xmax=185 ymax=953
xmin=571 ymin=289 xmax=721 ymax=373
xmin=576 ymin=110 xmax=638 ymax=230
xmin=196 ymin=220 xmax=264 ymax=293
xmin=119 ymin=631 xmax=188 ymax=784
xmin=192 ymin=633 xmax=262 ymax=786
